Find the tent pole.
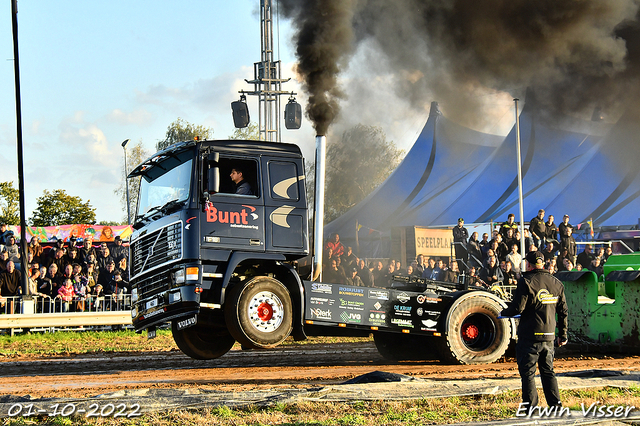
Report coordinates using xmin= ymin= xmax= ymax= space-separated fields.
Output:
xmin=514 ymin=98 xmax=526 ymax=272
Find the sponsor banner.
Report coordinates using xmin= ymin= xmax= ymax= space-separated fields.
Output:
xmin=311 ymin=283 xmax=333 ymax=295
xmin=393 ymin=304 xmax=412 ymax=317
xmin=6 ymin=224 xmax=133 ymax=243
xmin=309 ymin=307 xmax=333 ymax=320
xmin=303 ymin=282 xmax=444 ymax=333
xmin=368 ymin=289 xmax=389 ymax=300
xmin=391 ymin=318 xmax=414 ymax=328
xmin=340 ymin=311 xmax=362 ymax=324
xmin=339 ymin=298 xmax=365 ymax=311
xmin=338 ymin=286 xmax=365 ymax=297
xmin=368 ymin=310 xmax=387 ymax=326
xmin=309 ymin=297 xmax=335 ymax=306
xmin=414 ymin=227 xmax=453 ymax=257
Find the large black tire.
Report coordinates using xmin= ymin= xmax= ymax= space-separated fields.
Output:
xmin=437 ymin=293 xmax=511 ymax=365
xmin=224 ymin=276 xmax=293 ymax=349
xmin=171 ymin=322 xmax=236 ymax=360
xmin=374 ymin=332 xmax=439 ymax=361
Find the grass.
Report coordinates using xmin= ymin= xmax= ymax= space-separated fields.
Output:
xmin=2 ymin=387 xmax=639 ymax=425
xmin=0 ymin=329 xmax=372 ymax=357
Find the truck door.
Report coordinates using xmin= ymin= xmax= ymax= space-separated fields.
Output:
xmin=202 ymin=156 xmax=266 ymax=252
xmin=263 ymin=156 xmax=308 ymax=256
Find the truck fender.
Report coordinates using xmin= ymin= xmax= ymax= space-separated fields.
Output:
xmin=220 ymin=252 xmax=287 ymax=301
xmin=441 ymin=290 xmax=517 ymax=341
xmin=220 ymin=251 xmax=306 ymax=341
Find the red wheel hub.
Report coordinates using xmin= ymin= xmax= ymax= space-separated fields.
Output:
xmin=462 ymin=324 xmax=479 ymax=341
xmin=256 ymin=302 xmax=274 ymax=321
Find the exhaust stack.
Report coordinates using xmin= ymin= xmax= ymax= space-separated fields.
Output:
xmin=312 ymin=135 xmax=326 ymax=281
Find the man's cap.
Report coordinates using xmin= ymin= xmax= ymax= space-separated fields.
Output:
xmin=70 ymin=236 xmax=77 ymax=241
xmin=114 ymin=235 xmax=121 ymax=241
xmin=458 ymin=218 xmax=464 ymax=222
xmin=563 ymin=214 xmax=569 ymax=218
xmin=526 ymin=251 xmax=545 ymax=266
xmin=351 ymin=267 xmax=358 ymax=273
xmin=108 ymin=259 xmax=116 ymax=265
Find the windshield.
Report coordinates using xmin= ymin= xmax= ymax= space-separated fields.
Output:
xmin=137 ymin=157 xmax=193 ymax=216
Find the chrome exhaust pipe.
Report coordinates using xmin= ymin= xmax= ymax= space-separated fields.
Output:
xmin=312 ymin=135 xmax=326 ymax=281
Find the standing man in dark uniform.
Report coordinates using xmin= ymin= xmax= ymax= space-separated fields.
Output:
xmin=501 ymin=250 xmax=568 ymax=410
xmin=529 ymin=209 xmax=547 ymax=250
xmin=452 ymin=218 xmax=469 ymax=270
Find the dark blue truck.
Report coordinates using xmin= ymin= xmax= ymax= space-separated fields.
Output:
xmin=129 ymin=139 xmax=515 ymax=364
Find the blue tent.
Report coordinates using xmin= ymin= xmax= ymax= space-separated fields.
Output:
xmin=324 ymin=94 xmax=639 ymax=256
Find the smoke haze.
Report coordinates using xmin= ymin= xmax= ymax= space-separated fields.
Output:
xmin=281 ymin=0 xmax=640 ymax=132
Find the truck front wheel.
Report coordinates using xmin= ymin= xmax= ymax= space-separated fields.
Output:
xmin=171 ymin=322 xmax=236 ymax=360
xmin=224 ymin=276 xmax=293 ymax=349
xmin=437 ymin=293 xmax=511 ymax=365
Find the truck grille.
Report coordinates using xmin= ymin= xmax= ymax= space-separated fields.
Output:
xmin=135 ymin=269 xmax=171 ymax=298
xmin=131 ymin=221 xmax=183 ymax=279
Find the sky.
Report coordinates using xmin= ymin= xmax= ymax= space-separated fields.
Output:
xmin=0 ymin=1 xmax=517 ymax=224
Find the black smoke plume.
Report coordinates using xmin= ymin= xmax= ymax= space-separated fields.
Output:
xmin=279 ymin=0 xmax=356 ymax=135
xmin=282 ymin=0 xmax=640 ymax=129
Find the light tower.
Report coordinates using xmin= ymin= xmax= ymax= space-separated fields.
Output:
xmin=232 ymin=0 xmax=301 ymax=142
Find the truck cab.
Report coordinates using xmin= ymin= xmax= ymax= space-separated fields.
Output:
xmin=129 ymin=140 xmax=309 ymax=358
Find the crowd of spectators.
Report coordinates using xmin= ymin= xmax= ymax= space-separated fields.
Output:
xmin=323 ymin=209 xmax=614 ymax=290
xmin=0 ymin=226 xmax=130 ymax=313
xmin=451 ymin=210 xmax=614 ymax=288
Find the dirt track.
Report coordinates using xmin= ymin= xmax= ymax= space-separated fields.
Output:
xmin=1 ymin=341 xmax=639 ymax=399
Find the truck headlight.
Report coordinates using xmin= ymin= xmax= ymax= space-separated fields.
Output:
xmin=174 ymin=269 xmax=185 ymax=284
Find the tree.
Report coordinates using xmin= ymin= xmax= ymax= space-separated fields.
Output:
xmin=229 ymin=122 xmax=260 ymax=140
xmin=156 ymin=118 xmax=214 ymax=151
xmin=30 ymin=189 xmax=96 ymax=226
xmin=114 ymin=140 xmax=150 ymax=224
xmin=309 ymin=124 xmax=404 ymax=223
xmin=0 ymin=181 xmax=19 ymax=225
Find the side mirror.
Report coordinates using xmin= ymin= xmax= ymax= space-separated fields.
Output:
xmin=208 ymin=167 xmax=220 ymax=195
xmin=207 ymin=153 xmax=220 ymax=195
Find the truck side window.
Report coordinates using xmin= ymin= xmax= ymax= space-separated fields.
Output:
xmin=216 ymin=157 xmax=259 ymax=197
xmin=269 ymin=161 xmax=300 ymax=201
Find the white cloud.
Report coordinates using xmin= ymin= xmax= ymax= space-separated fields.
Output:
xmin=106 ymin=108 xmax=154 ymax=126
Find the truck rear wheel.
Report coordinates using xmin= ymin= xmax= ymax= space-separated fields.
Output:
xmin=374 ymin=332 xmax=439 ymax=361
xmin=224 ymin=276 xmax=293 ymax=349
xmin=171 ymin=322 xmax=236 ymax=360
xmin=437 ymin=293 xmax=511 ymax=364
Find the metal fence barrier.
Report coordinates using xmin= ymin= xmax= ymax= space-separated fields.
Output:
xmin=0 ymin=295 xmax=133 ymax=334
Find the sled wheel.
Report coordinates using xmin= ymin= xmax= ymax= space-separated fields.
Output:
xmin=438 ymin=293 xmax=511 ymax=364
xmin=224 ymin=276 xmax=293 ymax=349
xmin=172 ymin=321 xmax=236 ymax=360
xmin=374 ymin=332 xmax=439 ymax=361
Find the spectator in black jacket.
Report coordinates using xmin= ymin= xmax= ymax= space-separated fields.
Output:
xmin=110 ymin=236 xmax=127 ymax=261
xmin=529 ymin=209 xmax=547 ymax=250
xmin=96 ymin=242 xmax=113 ymax=273
xmin=357 ymin=259 xmax=373 ymax=287
xmin=452 ymin=218 xmax=469 ymax=267
xmin=479 ymin=256 xmax=503 ymax=287
xmin=576 ymin=245 xmax=595 ymax=270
